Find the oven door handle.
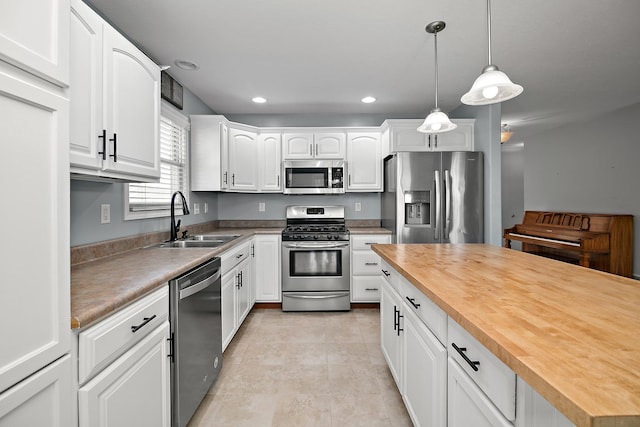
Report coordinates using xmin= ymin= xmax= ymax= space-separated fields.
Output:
xmin=285 ymin=293 xmax=347 ymax=299
xmin=283 ymin=242 xmax=350 ymax=249
xmin=179 ymin=270 xmax=221 ymax=300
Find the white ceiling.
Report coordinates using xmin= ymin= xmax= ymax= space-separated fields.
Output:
xmin=86 ymin=0 xmax=640 ymax=138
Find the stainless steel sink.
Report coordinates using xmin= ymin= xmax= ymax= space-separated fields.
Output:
xmin=187 ymin=234 xmax=241 ymax=243
xmin=155 ymin=234 xmax=241 ymax=248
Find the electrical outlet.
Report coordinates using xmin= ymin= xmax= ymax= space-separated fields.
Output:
xmin=193 ymin=203 xmax=200 ymax=214
xmin=258 ymin=202 xmax=266 ymax=212
xmin=355 ymin=202 xmax=362 ymax=212
xmin=204 ymin=202 xmax=208 ymax=213
xmin=101 ymin=204 xmax=110 ymax=224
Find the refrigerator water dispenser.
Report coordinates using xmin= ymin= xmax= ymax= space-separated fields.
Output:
xmin=404 ymin=191 xmax=430 ymax=225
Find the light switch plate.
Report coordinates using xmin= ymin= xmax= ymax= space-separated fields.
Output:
xmin=101 ymin=204 xmax=110 ymax=224
xmin=355 ymin=202 xmax=362 ymax=212
xmin=258 ymin=202 xmax=266 ymax=212
xmin=204 ymin=202 xmax=208 ymax=213
xmin=193 ymin=203 xmax=200 ymax=214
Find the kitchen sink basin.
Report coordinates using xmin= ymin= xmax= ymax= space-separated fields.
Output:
xmin=187 ymin=234 xmax=241 ymax=243
xmin=155 ymin=234 xmax=241 ymax=248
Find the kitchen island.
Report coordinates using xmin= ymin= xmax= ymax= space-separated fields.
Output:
xmin=371 ymin=243 xmax=639 ymax=427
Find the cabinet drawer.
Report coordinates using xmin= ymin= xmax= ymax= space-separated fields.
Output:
xmin=448 ymin=318 xmax=516 ymax=421
xmin=352 ymin=276 xmax=382 ymax=302
xmin=78 ymin=286 xmax=169 ymax=384
xmin=400 ymin=275 xmax=447 ymax=345
xmin=352 ymin=251 xmax=383 ymax=275
xmin=220 ymin=241 xmax=251 ymax=273
xmin=351 ymin=234 xmax=391 ymax=250
xmin=380 ymin=260 xmax=401 ymax=293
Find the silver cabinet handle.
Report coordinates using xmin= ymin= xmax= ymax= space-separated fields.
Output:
xmin=365 ymin=287 xmax=379 ymax=291
xmin=365 ymin=262 xmax=379 ymax=266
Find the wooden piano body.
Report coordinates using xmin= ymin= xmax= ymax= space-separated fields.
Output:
xmin=504 ymin=211 xmax=633 ymax=277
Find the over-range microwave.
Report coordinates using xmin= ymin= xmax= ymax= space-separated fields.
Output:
xmin=283 ymin=160 xmax=345 ymax=194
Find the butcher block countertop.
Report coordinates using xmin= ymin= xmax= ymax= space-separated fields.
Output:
xmin=371 ymin=243 xmax=640 ymax=427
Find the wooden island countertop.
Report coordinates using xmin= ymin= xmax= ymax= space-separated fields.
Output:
xmin=371 ymin=243 xmax=640 ymax=427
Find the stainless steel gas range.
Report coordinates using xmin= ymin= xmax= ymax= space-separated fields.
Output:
xmin=281 ymin=205 xmax=350 ymax=311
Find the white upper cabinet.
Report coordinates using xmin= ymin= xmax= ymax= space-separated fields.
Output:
xmin=69 ymin=0 xmax=160 ymax=182
xmin=346 ymin=131 xmax=382 ymax=191
xmin=282 ymin=131 xmax=346 ymax=160
xmin=259 ymin=132 xmax=282 ymax=191
xmin=228 ymin=124 xmax=259 ymax=191
xmin=385 ymin=119 xmax=474 ymax=152
xmin=190 ymin=115 xmax=226 ymax=191
xmin=0 ymin=0 xmax=69 ymax=87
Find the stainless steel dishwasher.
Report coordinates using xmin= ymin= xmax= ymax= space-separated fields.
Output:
xmin=169 ymin=257 xmax=222 ymax=427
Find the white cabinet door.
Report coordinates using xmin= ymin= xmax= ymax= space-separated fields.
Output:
xmin=403 ymin=307 xmax=447 ymax=427
xmin=190 ymin=115 xmax=227 ymax=191
xmin=236 ymin=259 xmax=252 ymax=326
xmin=431 ymin=119 xmax=474 ymax=152
xmin=259 ymin=132 xmax=282 ymax=191
xmin=253 ymin=235 xmax=282 ymax=302
xmin=78 ymin=323 xmax=170 ymax=427
xmin=389 ymin=120 xmax=428 ymax=152
xmin=346 ymin=132 xmax=382 ymax=191
xmin=228 ymin=126 xmax=259 ymax=191
xmin=448 ymin=358 xmax=512 ymax=427
xmin=102 ymin=24 xmax=160 ymax=180
xmin=380 ymin=281 xmax=403 ymax=389
xmin=314 ymin=132 xmax=345 ymax=159
xmin=69 ymin=0 xmax=103 ymax=170
xmin=0 ymin=355 xmax=71 ymax=427
xmin=0 ymin=71 xmax=70 ymax=393
xmin=221 ymin=270 xmax=237 ymax=351
xmin=0 ymin=0 xmax=69 ymax=86
xmin=283 ymin=133 xmax=313 ymax=159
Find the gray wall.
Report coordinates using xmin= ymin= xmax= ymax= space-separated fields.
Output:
xmin=70 ymin=85 xmax=219 ymax=247
xmin=501 ymin=142 xmax=524 ymax=250
xmin=450 ymin=104 xmax=502 ymax=246
xmin=523 ymin=102 xmax=640 ymax=277
xmin=218 ymin=192 xmax=380 ymax=220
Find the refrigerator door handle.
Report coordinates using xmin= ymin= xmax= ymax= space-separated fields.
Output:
xmin=444 ymin=169 xmax=451 ymax=239
xmin=434 ymin=170 xmax=441 ymax=240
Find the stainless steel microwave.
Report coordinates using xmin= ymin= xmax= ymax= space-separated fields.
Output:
xmin=283 ymin=160 xmax=345 ymax=194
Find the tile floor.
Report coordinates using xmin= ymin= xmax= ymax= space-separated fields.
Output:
xmin=187 ymin=308 xmax=413 ymax=427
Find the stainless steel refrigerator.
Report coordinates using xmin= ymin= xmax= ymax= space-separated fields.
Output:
xmin=382 ymin=152 xmax=484 ymax=243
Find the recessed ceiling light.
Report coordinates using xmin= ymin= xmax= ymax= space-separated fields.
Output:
xmin=361 ymin=96 xmax=376 ymax=104
xmin=252 ymin=96 xmax=267 ymax=104
xmin=174 ymin=60 xmax=199 ymax=71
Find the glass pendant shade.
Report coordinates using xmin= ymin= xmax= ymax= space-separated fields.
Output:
xmin=418 ymin=109 xmax=457 ymax=133
xmin=461 ymin=65 xmax=524 ymax=106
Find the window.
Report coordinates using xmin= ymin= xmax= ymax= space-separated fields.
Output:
xmin=125 ymin=102 xmax=189 ymax=220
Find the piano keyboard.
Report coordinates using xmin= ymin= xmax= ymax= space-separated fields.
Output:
xmin=507 ymin=233 xmax=581 ymax=247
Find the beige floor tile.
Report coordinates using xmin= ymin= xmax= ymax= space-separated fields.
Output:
xmin=271 ymin=393 xmax=332 ymax=427
xmin=189 ymin=307 xmax=411 ymax=427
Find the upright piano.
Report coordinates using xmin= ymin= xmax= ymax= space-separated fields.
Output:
xmin=504 ymin=211 xmax=633 ymax=277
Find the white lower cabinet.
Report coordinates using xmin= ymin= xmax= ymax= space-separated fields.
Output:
xmin=515 ymin=377 xmax=574 ymax=427
xmin=403 ymin=306 xmax=447 ymax=427
xmin=380 ymin=280 xmax=403 ymax=388
xmin=0 ymin=355 xmax=72 ymax=427
xmin=75 ymin=286 xmax=170 ymax=427
xmin=221 ymin=242 xmax=254 ymax=351
xmin=252 ymin=235 xmax=281 ymax=302
xmin=448 ymin=357 xmax=513 ymax=427
xmin=350 ymin=234 xmax=390 ymax=302
xmin=78 ymin=323 xmax=170 ymax=427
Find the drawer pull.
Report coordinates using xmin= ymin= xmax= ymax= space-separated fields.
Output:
xmin=381 ymin=269 xmax=391 ymax=277
xmin=365 ymin=262 xmax=379 ymax=266
xmin=236 ymin=253 xmax=244 ymax=259
xmin=365 ymin=287 xmax=379 ymax=291
xmin=131 ymin=315 xmax=157 ymax=333
xmin=452 ymin=343 xmax=480 ymax=371
xmin=406 ymin=296 xmax=421 ymax=309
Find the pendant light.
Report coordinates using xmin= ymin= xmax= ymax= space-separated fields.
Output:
xmin=461 ymin=0 xmax=523 ymax=105
xmin=418 ymin=21 xmax=457 ymax=134
xmin=500 ymin=124 xmax=514 ymax=143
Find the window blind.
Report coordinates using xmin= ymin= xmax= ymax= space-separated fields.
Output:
xmin=128 ymin=112 xmax=188 ymax=213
